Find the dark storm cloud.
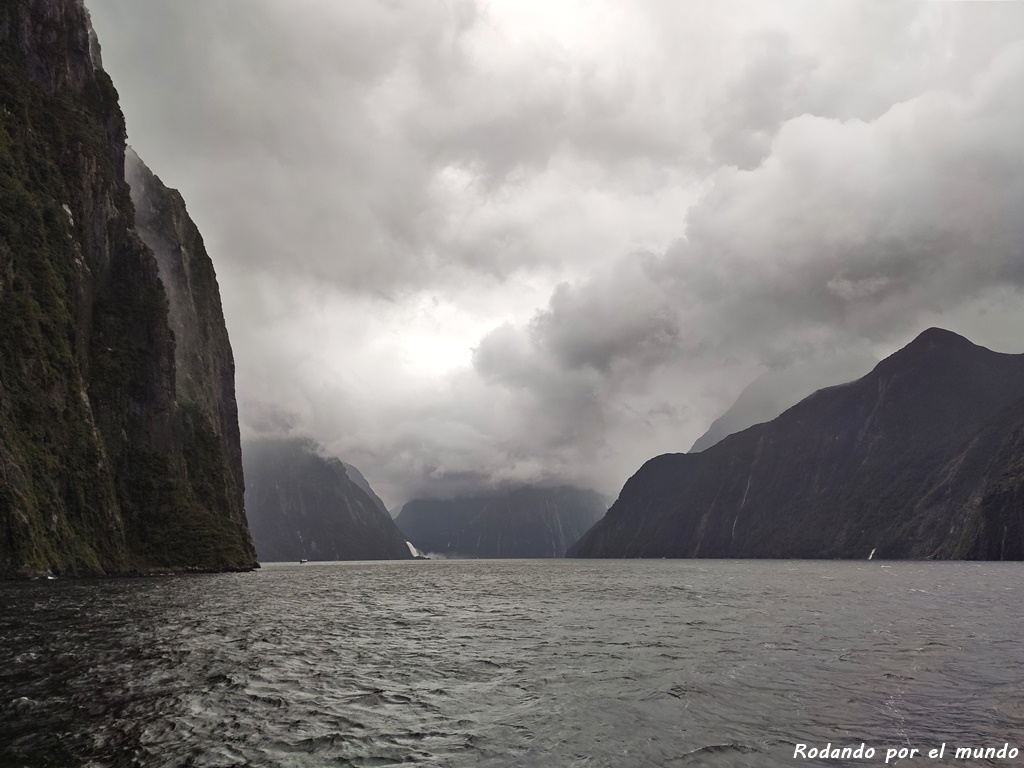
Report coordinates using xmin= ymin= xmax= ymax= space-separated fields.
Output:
xmin=86 ymin=1 xmax=1024 ymax=505
xmin=91 ymin=0 xmax=479 ymax=292
xmin=472 ymin=40 xmax=1024 ymax=487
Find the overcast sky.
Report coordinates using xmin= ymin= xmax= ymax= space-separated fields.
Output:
xmin=87 ymin=1 xmax=1024 ymax=507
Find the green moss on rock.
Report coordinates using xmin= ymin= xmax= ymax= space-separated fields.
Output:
xmin=0 ymin=0 xmax=255 ymax=577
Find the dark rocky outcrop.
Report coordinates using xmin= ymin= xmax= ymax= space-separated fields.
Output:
xmin=396 ymin=486 xmax=606 ymax=558
xmin=0 ymin=0 xmax=255 ymax=576
xmin=570 ymin=329 xmax=1024 ymax=560
xmin=243 ymin=438 xmax=412 ymax=562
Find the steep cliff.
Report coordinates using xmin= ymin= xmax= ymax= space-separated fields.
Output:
xmin=243 ymin=438 xmax=412 ymax=562
xmin=570 ymin=329 xmax=1024 ymax=560
xmin=0 ymin=0 xmax=255 ymax=575
xmin=123 ymin=149 xmax=252 ymax=561
xmin=396 ymin=486 xmax=606 ymax=558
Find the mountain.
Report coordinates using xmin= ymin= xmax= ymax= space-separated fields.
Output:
xmin=396 ymin=486 xmax=606 ymax=558
xmin=243 ymin=438 xmax=412 ymax=562
xmin=689 ymin=353 xmax=875 ymax=453
xmin=0 ymin=0 xmax=255 ymax=576
xmin=570 ymin=329 xmax=1024 ymax=560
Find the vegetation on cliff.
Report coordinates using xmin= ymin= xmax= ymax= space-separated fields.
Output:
xmin=0 ymin=0 xmax=255 ymax=576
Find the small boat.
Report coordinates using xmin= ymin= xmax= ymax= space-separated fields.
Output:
xmin=299 ymin=558 xmax=308 ymax=564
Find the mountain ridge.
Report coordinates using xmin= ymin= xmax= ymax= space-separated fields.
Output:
xmin=570 ymin=328 xmax=1024 ymax=560
xmin=342 ymin=461 xmax=390 ymax=518
xmin=689 ymin=352 xmax=875 ymax=453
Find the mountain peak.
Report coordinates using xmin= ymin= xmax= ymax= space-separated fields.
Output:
xmin=904 ymin=327 xmax=976 ymax=352
xmin=572 ymin=328 xmax=1024 ymax=560
xmin=871 ymin=327 xmax=988 ymax=381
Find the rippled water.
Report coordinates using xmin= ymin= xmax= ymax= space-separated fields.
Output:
xmin=1 ymin=560 xmax=1023 ymax=767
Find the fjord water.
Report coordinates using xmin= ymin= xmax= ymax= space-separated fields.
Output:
xmin=1 ymin=561 xmax=1021 ymax=768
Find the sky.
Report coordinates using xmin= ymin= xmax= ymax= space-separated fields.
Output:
xmin=86 ymin=0 xmax=1024 ymax=508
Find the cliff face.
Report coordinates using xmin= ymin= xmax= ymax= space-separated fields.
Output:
xmin=396 ymin=486 xmax=606 ymax=558
xmin=570 ymin=329 xmax=1024 ymax=560
xmin=243 ymin=438 xmax=412 ymax=562
xmin=0 ymin=0 xmax=255 ymax=575
xmin=124 ymin=149 xmax=252 ymax=560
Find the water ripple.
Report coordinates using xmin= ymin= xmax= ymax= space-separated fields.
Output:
xmin=1 ymin=560 xmax=1022 ymax=767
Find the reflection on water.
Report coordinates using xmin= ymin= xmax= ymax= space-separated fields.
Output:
xmin=1 ymin=560 xmax=1022 ymax=767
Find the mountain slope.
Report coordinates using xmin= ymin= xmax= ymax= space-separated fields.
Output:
xmin=570 ymin=329 xmax=1024 ymax=560
xmin=396 ymin=486 xmax=606 ymax=558
xmin=341 ymin=461 xmax=389 ymax=518
xmin=243 ymin=438 xmax=411 ymax=562
xmin=689 ymin=354 xmax=875 ymax=453
xmin=0 ymin=0 xmax=255 ymax=576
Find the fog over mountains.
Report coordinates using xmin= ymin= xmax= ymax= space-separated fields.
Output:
xmin=85 ymin=2 xmax=1024 ymax=508
xmin=396 ymin=486 xmax=606 ymax=559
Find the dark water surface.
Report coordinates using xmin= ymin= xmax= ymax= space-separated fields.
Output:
xmin=1 ymin=560 xmax=1023 ymax=767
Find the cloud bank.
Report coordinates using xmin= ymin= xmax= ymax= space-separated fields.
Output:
xmin=87 ymin=0 xmax=1024 ymax=505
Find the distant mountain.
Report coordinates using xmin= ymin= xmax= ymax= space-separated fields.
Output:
xmin=570 ymin=329 xmax=1024 ymax=560
xmin=396 ymin=486 xmax=606 ymax=558
xmin=243 ymin=439 xmax=411 ymax=562
xmin=689 ymin=354 xmax=875 ymax=453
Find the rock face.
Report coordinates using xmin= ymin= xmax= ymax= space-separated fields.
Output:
xmin=0 ymin=0 xmax=255 ymax=576
xmin=396 ymin=486 xmax=606 ymax=558
xmin=570 ymin=329 xmax=1024 ymax=560
xmin=243 ymin=439 xmax=412 ymax=562
xmin=126 ymin=148 xmax=246 ymax=519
